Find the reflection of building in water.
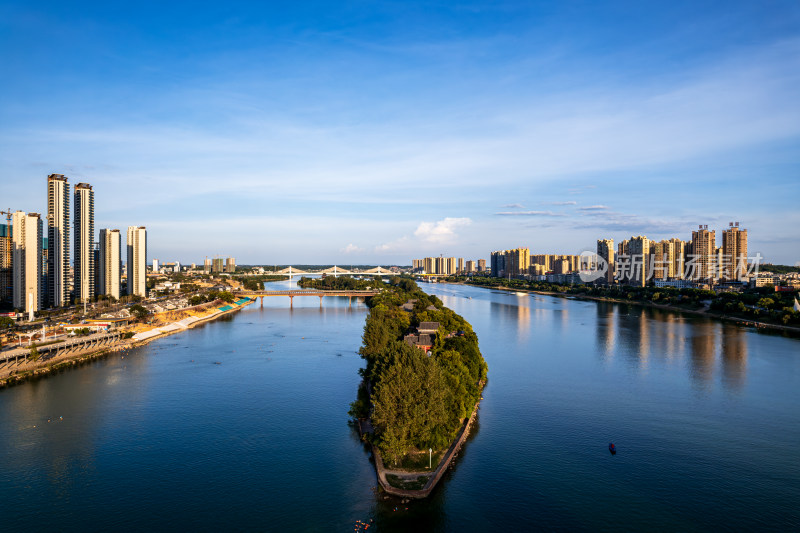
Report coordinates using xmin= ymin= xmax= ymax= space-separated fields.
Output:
xmin=720 ymin=323 xmax=747 ymax=390
xmin=690 ymin=323 xmax=717 ymax=386
xmin=595 ymin=302 xmax=617 ymax=361
xmin=512 ymin=296 xmax=531 ymax=342
xmin=636 ymin=309 xmax=650 ymax=368
xmin=647 ymin=308 xmax=682 ymax=364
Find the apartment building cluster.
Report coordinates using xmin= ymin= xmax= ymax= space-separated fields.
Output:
xmin=486 ymin=223 xmax=755 ymax=289
xmin=490 ymin=248 xmax=590 ymax=279
xmin=600 ymin=223 xmax=750 ymax=288
xmin=0 ymin=174 xmax=148 ymax=315
xmin=411 ymin=256 xmax=486 ymax=276
xmin=202 ymin=256 xmax=236 ymax=274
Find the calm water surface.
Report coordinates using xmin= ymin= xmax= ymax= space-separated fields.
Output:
xmin=1 ymin=280 xmax=799 ymax=531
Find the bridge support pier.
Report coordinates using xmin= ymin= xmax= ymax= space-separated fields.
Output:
xmin=289 ymin=296 xmax=293 ymax=308
xmin=319 ymin=296 xmax=323 ymax=308
xmin=260 ymin=296 xmax=264 ymax=308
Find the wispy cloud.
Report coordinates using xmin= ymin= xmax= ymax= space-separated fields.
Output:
xmin=495 ymin=211 xmax=566 ymax=217
xmin=579 ymin=205 xmax=610 ymax=211
xmin=543 ymin=201 xmax=577 ymax=206
xmin=502 ymin=203 xmax=525 ymax=208
xmin=569 ymin=186 xmax=597 ymax=195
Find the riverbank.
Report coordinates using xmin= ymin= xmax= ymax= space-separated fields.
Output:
xmin=0 ymin=297 xmax=255 ymax=388
xmin=448 ymin=281 xmax=800 ymax=336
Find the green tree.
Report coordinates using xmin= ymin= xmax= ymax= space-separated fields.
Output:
xmin=371 ymin=342 xmax=448 ymax=464
xmin=130 ymin=304 xmax=149 ymax=321
xmin=218 ymin=291 xmax=235 ymax=303
xmin=29 ymin=344 xmax=40 ymax=362
xmin=757 ymin=297 xmax=775 ymax=310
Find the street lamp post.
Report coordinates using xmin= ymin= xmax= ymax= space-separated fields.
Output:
xmin=429 ymin=448 xmax=432 ymax=469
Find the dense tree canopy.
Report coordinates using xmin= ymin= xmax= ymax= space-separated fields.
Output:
xmin=354 ymin=277 xmax=487 ymax=465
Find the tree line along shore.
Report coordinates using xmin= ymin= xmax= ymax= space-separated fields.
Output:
xmin=446 ymin=275 xmax=800 ymax=332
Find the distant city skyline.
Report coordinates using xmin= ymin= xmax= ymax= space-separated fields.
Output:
xmin=2 ymin=2 xmax=799 ymax=264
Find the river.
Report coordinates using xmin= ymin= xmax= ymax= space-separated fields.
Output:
xmin=1 ymin=279 xmax=798 ymax=531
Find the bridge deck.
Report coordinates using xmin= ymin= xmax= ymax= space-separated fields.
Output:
xmin=236 ymin=290 xmax=380 ymax=297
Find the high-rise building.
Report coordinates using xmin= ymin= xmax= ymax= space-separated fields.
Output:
xmin=445 ymin=257 xmax=456 ymax=275
xmin=722 ymin=222 xmax=748 ymax=281
xmin=225 ymin=257 xmax=236 ymax=273
xmin=12 ymin=211 xmax=43 ymax=312
xmin=126 ymin=226 xmax=147 ymax=297
xmin=627 ymin=236 xmax=650 ymax=287
xmin=670 ymin=238 xmax=687 ymax=279
xmin=47 ymin=174 xmax=70 ymax=307
xmin=457 ymin=257 xmax=464 ymax=273
xmin=98 ymin=229 xmax=121 ymax=299
xmin=74 ymin=183 xmax=94 ymax=303
xmin=153 ymin=259 xmax=159 ymax=273
xmin=596 ymin=239 xmax=615 ymax=284
xmin=465 ymin=260 xmax=476 ymax=273
xmin=651 ymin=240 xmax=675 ymax=280
xmin=0 ymin=223 xmax=11 ymax=303
xmin=423 ymin=257 xmax=435 ymax=274
xmin=490 ymin=251 xmax=506 ymax=277
xmin=204 ymin=258 xmax=211 ymax=274
xmin=690 ymin=225 xmax=716 ymax=282
xmin=532 ymin=254 xmax=553 ymax=272
xmin=477 ymin=259 xmax=486 ymax=272
xmin=212 ymin=257 xmax=224 ymax=273
xmin=506 ymin=248 xmax=530 ymax=277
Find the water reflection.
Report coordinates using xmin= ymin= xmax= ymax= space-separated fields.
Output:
xmin=594 ymin=301 xmax=749 ymax=391
xmin=689 ymin=324 xmax=717 ymax=388
xmin=720 ymin=324 xmax=747 ymax=391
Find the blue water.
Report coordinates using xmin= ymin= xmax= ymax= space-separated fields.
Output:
xmin=1 ymin=280 xmax=798 ymax=531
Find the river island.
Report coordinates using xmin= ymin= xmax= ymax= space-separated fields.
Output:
xmin=301 ymin=276 xmax=487 ymax=497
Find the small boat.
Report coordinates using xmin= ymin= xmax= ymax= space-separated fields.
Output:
xmin=609 ymin=443 xmax=616 ymax=455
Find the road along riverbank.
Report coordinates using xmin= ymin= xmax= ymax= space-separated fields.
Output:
xmin=0 ymin=297 xmax=255 ymax=388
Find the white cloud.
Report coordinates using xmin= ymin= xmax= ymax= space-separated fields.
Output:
xmin=413 ymin=217 xmax=472 ymax=244
xmin=543 ymin=201 xmax=577 ymax=206
xmin=341 ymin=243 xmax=363 ymax=254
xmin=502 ymin=203 xmax=525 ymax=208
xmin=579 ymin=205 xmax=610 ymax=211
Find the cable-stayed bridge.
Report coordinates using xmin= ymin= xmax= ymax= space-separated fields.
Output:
xmin=267 ymin=266 xmax=398 ymax=277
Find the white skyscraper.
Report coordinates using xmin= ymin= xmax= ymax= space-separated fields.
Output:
xmin=127 ymin=226 xmax=147 ymax=297
xmin=12 ymin=211 xmax=43 ymax=313
xmin=98 ymin=228 xmax=121 ymax=299
xmin=74 ymin=183 xmax=95 ymax=303
xmin=47 ymin=173 xmax=70 ymax=307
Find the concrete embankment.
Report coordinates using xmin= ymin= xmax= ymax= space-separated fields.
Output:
xmin=359 ymin=395 xmax=482 ymax=499
xmin=0 ymin=298 xmax=255 ymax=388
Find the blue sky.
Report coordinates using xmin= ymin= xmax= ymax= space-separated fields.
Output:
xmin=1 ymin=1 xmax=799 ymax=265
